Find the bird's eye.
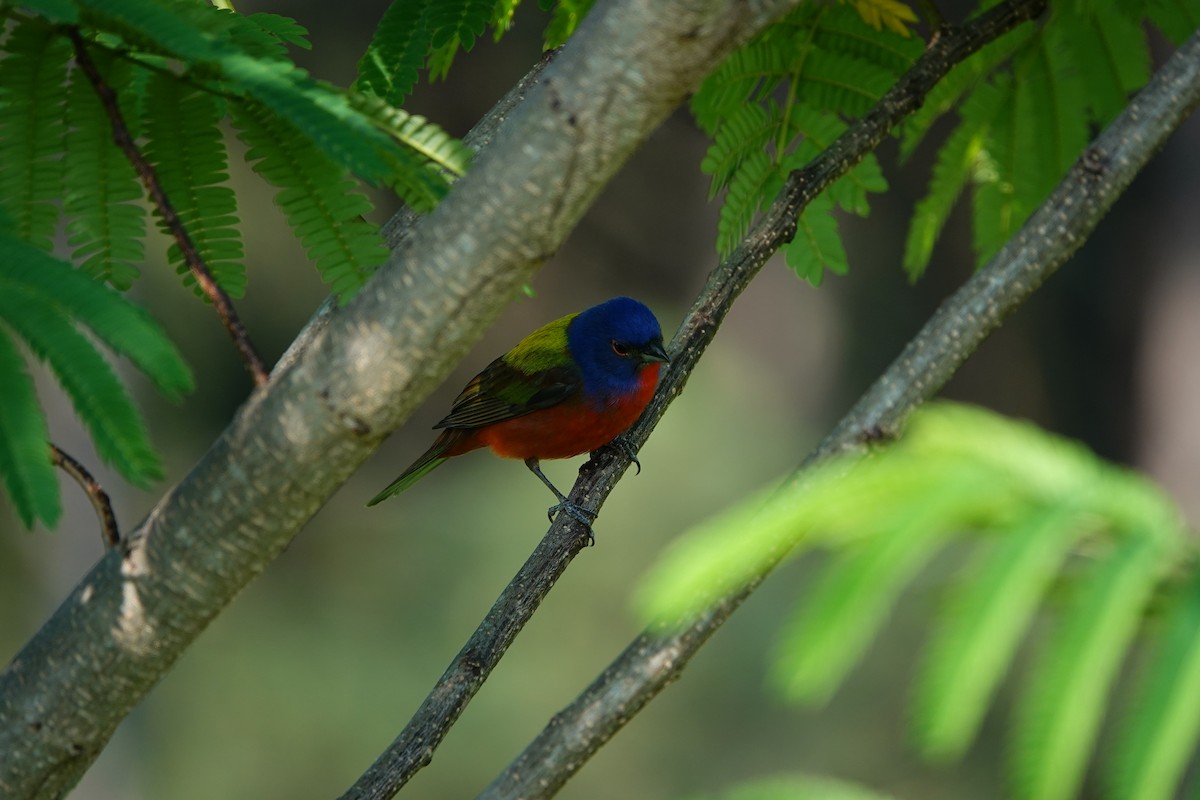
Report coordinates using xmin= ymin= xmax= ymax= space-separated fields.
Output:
xmin=611 ymin=340 xmax=630 ymax=357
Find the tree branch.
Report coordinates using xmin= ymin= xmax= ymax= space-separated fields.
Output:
xmin=0 ymin=1 xmax=800 ymax=795
xmin=479 ymin=22 xmax=1200 ymax=800
xmin=340 ymin=1 xmax=1047 ymax=798
xmin=49 ymin=444 xmax=119 ymax=550
xmin=66 ymin=27 xmax=269 ymax=387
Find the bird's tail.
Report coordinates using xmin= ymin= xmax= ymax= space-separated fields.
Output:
xmin=366 ymin=434 xmax=455 ymax=507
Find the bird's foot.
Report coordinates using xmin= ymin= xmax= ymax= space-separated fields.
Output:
xmin=548 ymin=500 xmax=597 ymax=546
xmin=601 ymin=435 xmax=641 ymax=475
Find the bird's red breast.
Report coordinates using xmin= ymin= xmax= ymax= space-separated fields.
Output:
xmin=447 ymin=362 xmax=662 ymax=461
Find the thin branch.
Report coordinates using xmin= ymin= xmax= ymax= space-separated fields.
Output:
xmin=49 ymin=444 xmax=119 ymax=549
xmin=66 ymin=27 xmax=269 ymax=387
xmin=480 ymin=20 xmax=1200 ymax=800
xmin=340 ymin=1 xmax=1046 ymax=798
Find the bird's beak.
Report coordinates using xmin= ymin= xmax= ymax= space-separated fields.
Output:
xmin=639 ymin=341 xmax=670 ymax=364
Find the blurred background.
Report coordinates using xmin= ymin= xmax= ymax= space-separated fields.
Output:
xmin=2 ymin=2 xmax=1198 ymax=798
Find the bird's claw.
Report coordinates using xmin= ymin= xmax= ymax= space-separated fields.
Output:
xmin=607 ymin=435 xmax=641 ymax=475
xmin=548 ymin=500 xmax=597 ymax=545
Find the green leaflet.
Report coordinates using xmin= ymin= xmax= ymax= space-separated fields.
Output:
xmin=426 ymin=0 xmax=491 ymax=49
xmin=1147 ymin=0 xmax=1200 ymax=44
xmin=64 ymin=47 xmax=146 ymax=289
xmin=0 ymin=238 xmax=194 ymax=487
xmin=911 ymin=504 xmax=1091 ymax=760
xmin=903 ymin=75 xmax=1009 ymax=280
xmin=783 ymin=194 xmax=848 ymax=287
xmin=0 ymin=327 xmax=59 ymax=528
xmin=1105 ymin=571 xmax=1200 ymax=800
xmin=350 ymin=93 xmax=473 ymax=179
xmin=356 ymin=0 xmax=433 ymax=106
xmin=0 ymin=236 xmax=192 ymax=508
xmin=142 ymin=72 xmax=246 ymax=298
xmin=543 ymin=0 xmax=596 ymax=49
xmin=638 ymin=403 xmax=1193 ymax=799
xmin=692 ymin=3 xmax=911 ymax=280
xmin=1010 ymin=536 xmax=1167 ymax=800
xmin=0 ymin=234 xmax=194 ymax=400
xmin=232 ymin=104 xmax=389 ymax=300
xmin=0 ymin=21 xmax=71 ymax=251
xmin=771 ymin=479 xmax=968 ymax=705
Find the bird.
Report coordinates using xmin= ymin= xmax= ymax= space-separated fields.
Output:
xmin=367 ymin=296 xmax=669 ymax=528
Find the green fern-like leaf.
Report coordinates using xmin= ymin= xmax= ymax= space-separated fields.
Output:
xmin=1105 ymin=571 xmax=1200 ymax=800
xmin=233 ymin=103 xmax=390 ymax=300
xmin=350 ymin=93 xmax=473 ymax=178
xmin=1010 ymin=21 xmax=1089 ymax=215
xmin=813 ymin=2 xmax=922 ymax=72
xmin=695 ymin=3 xmax=908 ymax=275
xmin=771 ymin=470 xmax=978 ymax=705
xmin=792 ymin=46 xmax=898 ymax=119
xmin=911 ymin=504 xmax=1090 ymax=761
xmin=0 ymin=239 xmax=193 ymax=485
xmin=783 ymin=194 xmax=849 ymax=287
xmin=356 ymin=0 xmax=432 ymax=106
xmin=492 ymin=0 xmax=521 ymax=40
xmin=0 ymin=234 xmax=193 ymax=400
xmin=0 ymin=21 xmax=71 ymax=251
xmin=903 ymin=75 xmax=1010 ymax=280
xmin=233 ymin=12 xmax=312 ymax=57
xmin=691 ymin=41 xmax=793 ymax=136
xmin=427 ymin=0 xmax=491 ymax=50
xmin=543 ymin=0 xmax=595 ymax=49
xmin=1057 ymin=5 xmax=1148 ymax=127
xmin=78 ymin=0 xmax=435 ymax=192
xmin=76 ymin=0 xmax=225 ymax=63
xmin=972 ymin=77 xmax=1024 ymax=267
xmin=64 ymin=51 xmax=146 ymax=290
xmin=700 ymin=103 xmax=777 ymax=199
xmin=715 ymin=149 xmax=777 ymax=256
xmin=426 ymin=34 xmax=460 ymax=81
xmin=1010 ymin=535 xmax=1167 ymax=800
xmin=899 ymin=25 xmax=1034 ymax=160
xmin=1147 ymin=0 xmax=1200 ymax=44
xmin=14 ymin=0 xmax=79 ymax=22
xmin=142 ymin=72 xmax=246 ymax=297
xmin=780 ymin=104 xmax=888 ymax=217
xmin=0 ymin=326 xmax=59 ymax=529
xmin=639 ymin=404 xmax=1192 ymax=797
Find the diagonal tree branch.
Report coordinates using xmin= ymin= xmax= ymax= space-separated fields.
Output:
xmin=66 ymin=27 xmax=269 ymax=387
xmin=341 ymin=1 xmax=1047 ymax=798
xmin=0 ymin=1 xmax=801 ymax=796
xmin=479 ymin=23 xmax=1200 ymax=800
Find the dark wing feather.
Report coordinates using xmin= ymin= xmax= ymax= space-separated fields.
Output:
xmin=434 ymin=356 xmax=580 ymax=430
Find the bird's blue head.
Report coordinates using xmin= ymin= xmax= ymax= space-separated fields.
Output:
xmin=567 ymin=297 xmax=669 ymax=401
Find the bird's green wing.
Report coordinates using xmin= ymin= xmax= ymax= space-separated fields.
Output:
xmin=435 ymin=314 xmax=582 ymax=430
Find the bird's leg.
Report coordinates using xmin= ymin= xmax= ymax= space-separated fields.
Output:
xmin=524 ymin=458 xmax=597 ymax=538
xmin=594 ymin=435 xmax=641 ymax=475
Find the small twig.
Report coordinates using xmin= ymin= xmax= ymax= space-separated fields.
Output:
xmin=66 ymin=27 xmax=269 ymax=387
xmin=480 ymin=14 xmax=1200 ymax=800
xmin=50 ymin=444 xmax=119 ymax=549
xmin=341 ymin=1 xmax=1046 ymax=798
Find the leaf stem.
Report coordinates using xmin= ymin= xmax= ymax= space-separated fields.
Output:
xmin=66 ymin=27 xmax=269 ymax=387
xmin=50 ymin=444 xmax=119 ymax=549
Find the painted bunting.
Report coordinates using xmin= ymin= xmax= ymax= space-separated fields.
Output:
xmin=367 ymin=296 xmax=669 ymax=526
